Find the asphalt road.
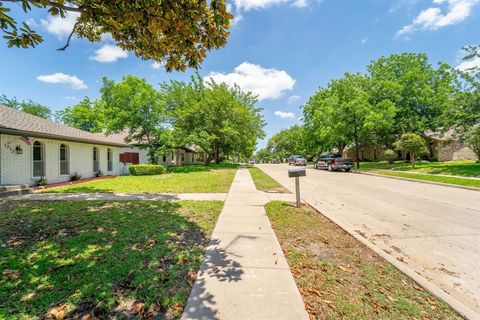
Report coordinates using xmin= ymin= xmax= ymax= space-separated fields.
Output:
xmin=257 ymin=164 xmax=480 ymax=316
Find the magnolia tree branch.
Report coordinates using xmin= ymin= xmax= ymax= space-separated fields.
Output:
xmin=2 ymin=0 xmax=85 ymax=12
xmin=57 ymin=21 xmax=79 ymax=51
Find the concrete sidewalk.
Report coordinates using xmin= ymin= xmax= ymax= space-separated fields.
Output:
xmin=181 ymin=168 xmax=308 ymax=320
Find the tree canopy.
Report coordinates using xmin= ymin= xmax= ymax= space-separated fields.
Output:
xmin=303 ymin=53 xmax=461 ymax=165
xmin=161 ymin=75 xmax=265 ymax=164
xmin=100 ymin=75 xmax=172 ymax=163
xmin=1 ymin=94 xmax=52 ymax=119
xmin=266 ymin=125 xmax=306 ymax=160
xmin=1 ymin=0 xmax=232 ymax=71
xmin=55 ymin=97 xmax=105 ymax=132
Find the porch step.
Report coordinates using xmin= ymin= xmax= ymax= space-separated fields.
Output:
xmin=0 ymin=184 xmax=33 ymax=198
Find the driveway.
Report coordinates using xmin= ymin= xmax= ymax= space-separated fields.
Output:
xmin=257 ymin=164 xmax=480 ymax=316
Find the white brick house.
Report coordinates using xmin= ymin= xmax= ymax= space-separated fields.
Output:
xmin=107 ymin=131 xmax=206 ymax=172
xmin=0 ymin=105 xmax=128 ymax=186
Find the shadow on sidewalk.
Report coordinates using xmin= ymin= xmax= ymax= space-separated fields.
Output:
xmin=182 ymin=237 xmax=245 ymax=319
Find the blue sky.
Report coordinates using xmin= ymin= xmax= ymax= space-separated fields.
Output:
xmin=1 ymin=0 xmax=479 ymax=149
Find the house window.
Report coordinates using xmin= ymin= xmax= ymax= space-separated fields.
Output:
xmin=93 ymin=147 xmax=99 ymax=173
xmin=59 ymin=143 xmax=69 ymax=175
xmin=162 ymin=155 xmax=166 ymax=162
xmin=107 ymin=148 xmax=113 ymax=171
xmin=171 ymin=152 xmax=174 ymax=161
xmin=33 ymin=141 xmax=45 ymax=177
xmin=181 ymin=153 xmax=185 ymax=162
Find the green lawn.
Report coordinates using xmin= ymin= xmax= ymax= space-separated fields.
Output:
xmin=357 ymin=160 xmax=480 ymax=177
xmin=44 ymin=164 xmax=239 ymax=193
xmin=0 ymin=200 xmax=223 ymax=319
xmin=375 ymin=170 xmax=480 ymax=188
xmin=248 ymin=167 xmax=289 ymax=193
xmin=265 ymin=201 xmax=461 ymax=320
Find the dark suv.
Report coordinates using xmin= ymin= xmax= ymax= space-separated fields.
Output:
xmin=288 ymin=154 xmax=307 ymax=166
xmin=313 ymin=153 xmax=353 ymax=172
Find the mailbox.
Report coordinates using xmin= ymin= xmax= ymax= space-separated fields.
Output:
xmin=288 ymin=168 xmax=306 ymax=208
xmin=288 ymin=168 xmax=306 ymax=178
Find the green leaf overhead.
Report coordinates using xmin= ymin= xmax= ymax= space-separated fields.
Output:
xmin=0 ymin=0 xmax=233 ymax=71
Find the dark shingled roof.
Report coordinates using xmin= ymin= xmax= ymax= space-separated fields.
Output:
xmin=0 ymin=105 xmax=128 ymax=147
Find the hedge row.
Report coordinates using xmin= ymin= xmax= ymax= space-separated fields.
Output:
xmin=129 ymin=164 xmax=167 ymax=176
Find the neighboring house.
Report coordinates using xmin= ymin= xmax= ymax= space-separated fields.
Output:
xmin=342 ymin=130 xmax=477 ymax=162
xmin=106 ymin=131 xmax=206 ymax=172
xmin=0 ymin=105 xmax=128 ymax=186
xmin=425 ymin=130 xmax=477 ymax=162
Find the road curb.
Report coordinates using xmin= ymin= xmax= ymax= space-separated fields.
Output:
xmin=256 ymin=165 xmax=479 ymax=319
xmin=357 ymin=171 xmax=480 ymax=192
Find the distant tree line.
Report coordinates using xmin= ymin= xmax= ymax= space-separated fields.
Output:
xmin=256 ymin=51 xmax=480 ymax=165
xmin=1 ymin=73 xmax=265 ymax=165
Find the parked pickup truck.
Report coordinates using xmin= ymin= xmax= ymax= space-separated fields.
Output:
xmin=288 ymin=154 xmax=307 ymax=166
xmin=313 ymin=153 xmax=354 ymax=172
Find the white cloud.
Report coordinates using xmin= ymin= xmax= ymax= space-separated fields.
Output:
xmin=396 ymin=0 xmax=479 ymax=36
xmin=65 ymin=96 xmax=77 ymax=100
xmin=91 ymin=45 xmax=128 ymax=63
xmin=37 ymin=73 xmax=87 ymax=90
xmin=361 ymin=36 xmax=368 ymax=44
xmin=41 ymin=12 xmax=80 ymax=38
xmin=287 ymin=95 xmax=301 ymax=104
xmin=233 ymin=0 xmax=315 ymax=10
xmin=456 ymin=57 xmax=480 ymax=71
xmin=151 ymin=62 xmax=164 ymax=69
xmin=205 ymin=62 xmax=295 ymax=101
xmin=275 ymin=111 xmax=296 ymax=119
xmin=292 ymin=0 xmax=309 ymax=8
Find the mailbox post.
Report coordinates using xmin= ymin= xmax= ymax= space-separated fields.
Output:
xmin=288 ymin=168 xmax=306 ymax=208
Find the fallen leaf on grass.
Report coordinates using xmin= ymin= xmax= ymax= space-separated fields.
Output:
xmin=3 ymin=270 xmax=20 ymax=280
xmin=179 ymin=258 xmax=188 ymax=264
xmin=48 ymin=304 xmax=67 ymax=320
xmin=413 ymin=283 xmax=425 ymax=291
xmin=304 ymin=301 xmax=316 ymax=314
xmin=307 ymin=288 xmax=323 ymax=298
xmin=132 ymin=302 xmax=145 ymax=314
xmin=426 ymin=297 xmax=437 ymax=305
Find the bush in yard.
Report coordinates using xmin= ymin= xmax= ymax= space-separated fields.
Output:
xmin=70 ymin=172 xmax=82 ymax=181
xmin=36 ymin=177 xmax=48 ymax=186
xmin=381 ymin=149 xmax=396 ymax=164
xmin=129 ymin=164 xmax=167 ymax=176
xmin=393 ymin=133 xmax=428 ymax=168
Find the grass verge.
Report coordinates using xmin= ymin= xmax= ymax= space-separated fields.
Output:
xmin=357 ymin=160 xmax=479 ymax=177
xmin=374 ymin=170 xmax=480 ymax=188
xmin=248 ymin=167 xmax=289 ymax=193
xmin=265 ymin=201 xmax=461 ymax=319
xmin=0 ymin=200 xmax=223 ymax=319
xmin=44 ymin=164 xmax=239 ymax=193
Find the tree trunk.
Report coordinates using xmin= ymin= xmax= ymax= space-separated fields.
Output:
xmin=204 ymin=153 xmax=214 ymax=165
xmin=354 ymin=125 xmax=360 ymax=170
xmin=412 ymin=152 xmax=416 ymax=168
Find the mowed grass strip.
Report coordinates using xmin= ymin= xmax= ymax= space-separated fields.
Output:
xmin=44 ymin=164 xmax=239 ymax=194
xmin=248 ymin=167 xmax=290 ymax=193
xmin=0 ymin=200 xmax=223 ymax=319
xmin=265 ymin=201 xmax=461 ymax=320
xmin=374 ymin=170 xmax=480 ymax=188
xmin=358 ymin=160 xmax=480 ymax=178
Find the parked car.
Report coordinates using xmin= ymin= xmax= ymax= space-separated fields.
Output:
xmin=248 ymin=159 xmax=255 ymax=165
xmin=313 ymin=153 xmax=353 ymax=172
xmin=288 ymin=154 xmax=307 ymax=166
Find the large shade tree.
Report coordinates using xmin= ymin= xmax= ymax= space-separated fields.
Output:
xmin=100 ymin=75 xmax=172 ymax=163
xmin=55 ymin=97 xmax=105 ymax=132
xmin=161 ymin=75 xmax=265 ymax=164
xmin=303 ymin=73 xmax=397 ymax=167
xmin=367 ymin=53 xmax=456 ymax=143
xmin=266 ymin=125 xmax=306 ymax=160
xmin=1 ymin=0 xmax=232 ymax=71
